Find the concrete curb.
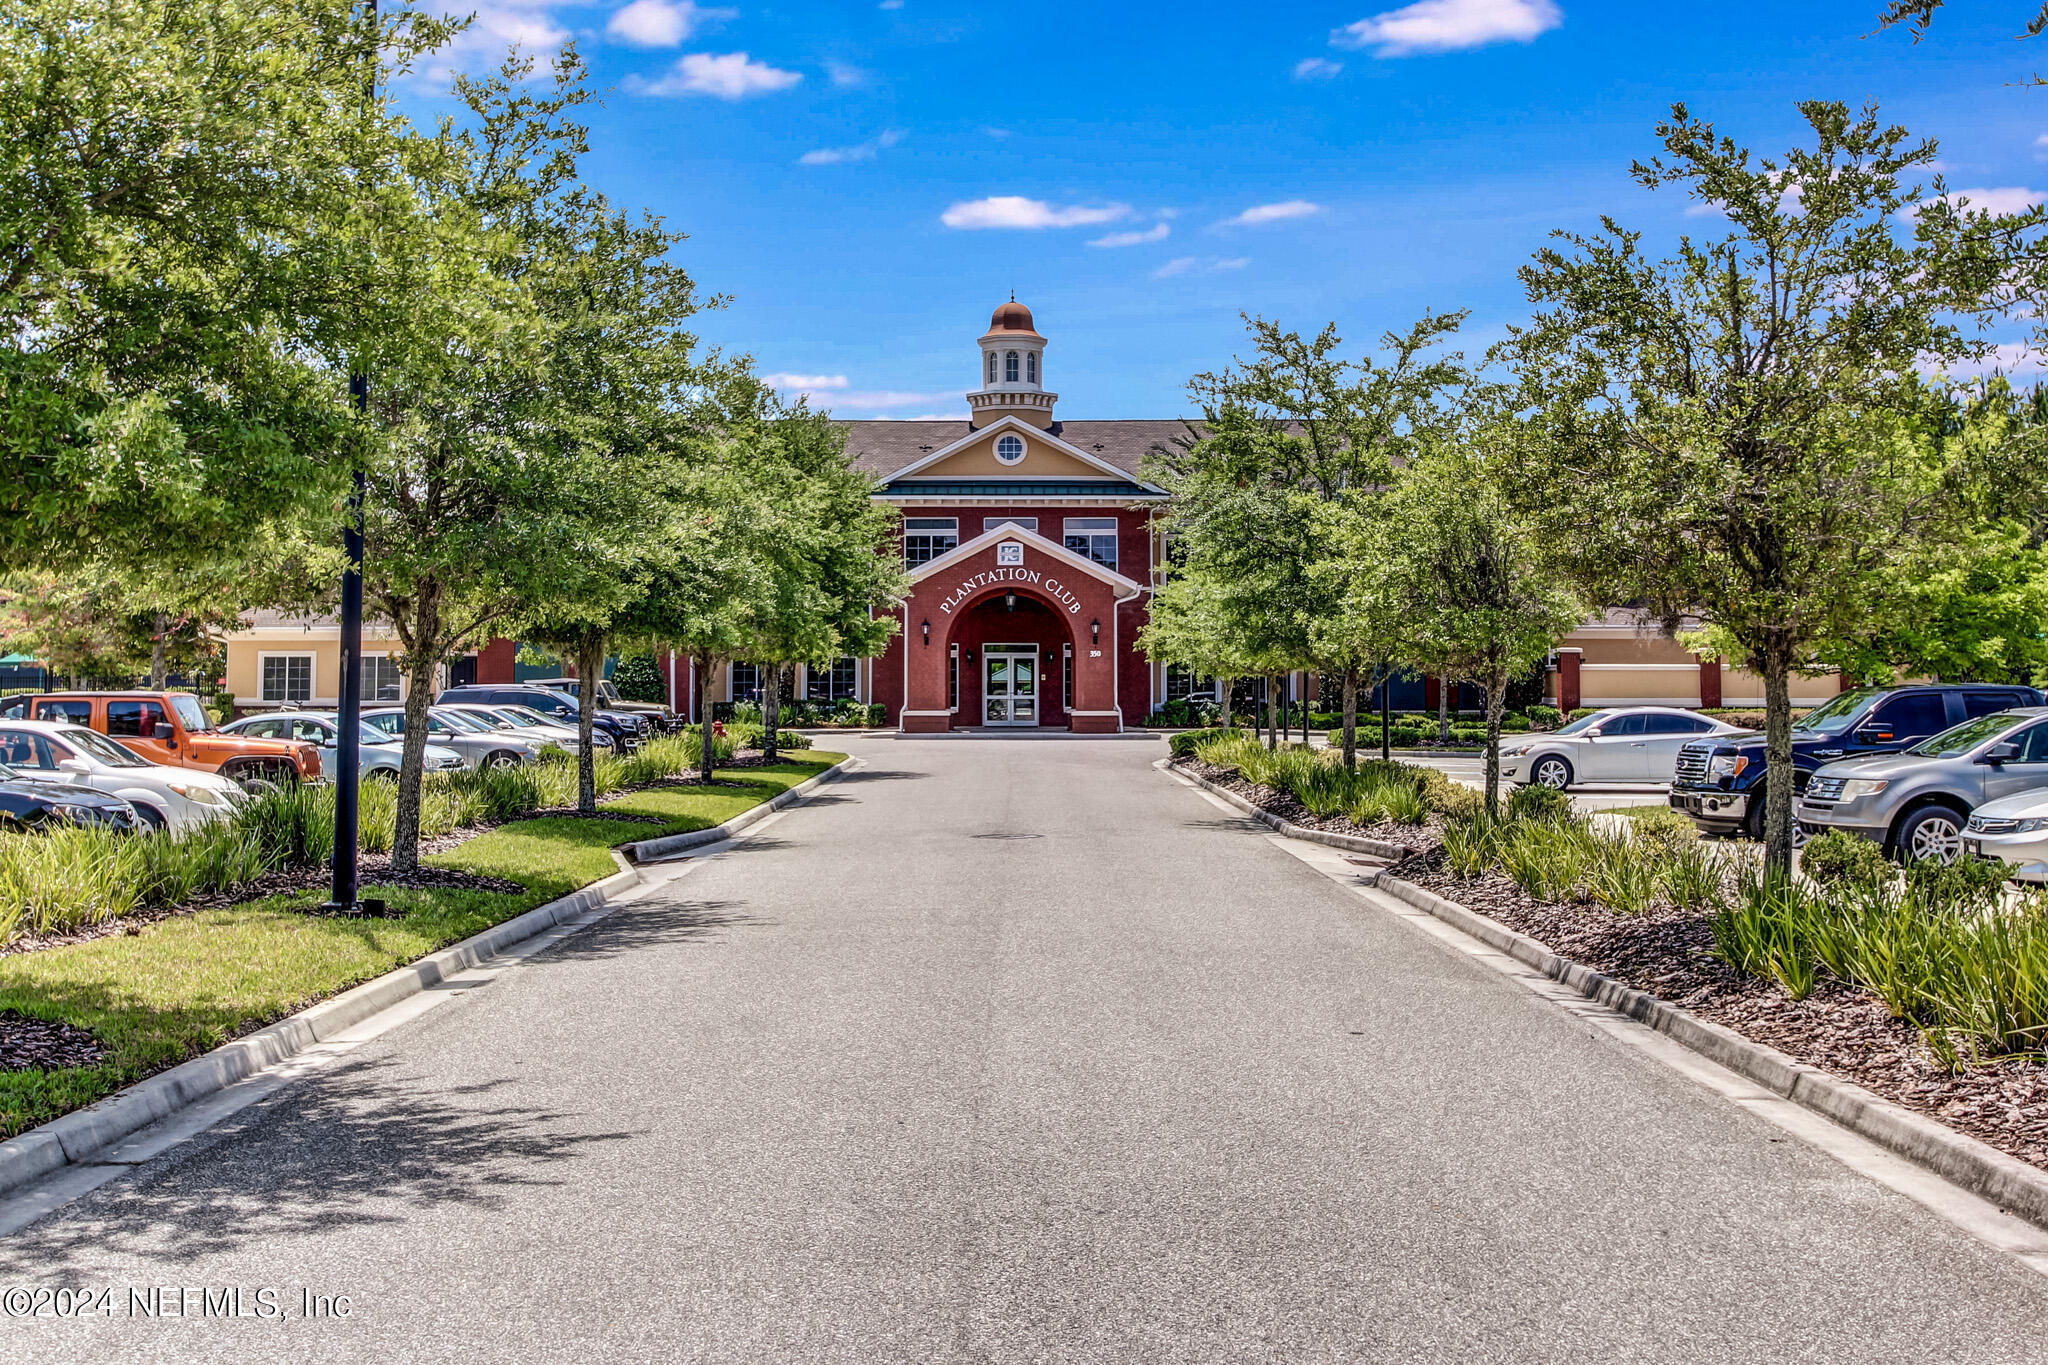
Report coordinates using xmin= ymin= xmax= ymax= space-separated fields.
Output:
xmin=0 ymin=754 xmax=853 ymax=1201
xmin=621 ymin=755 xmax=854 ymax=861
xmin=1158 ymin=757 xmax=1411 ymax=861
xmin=1361 ymin=869 xmax=2048 ymax=1233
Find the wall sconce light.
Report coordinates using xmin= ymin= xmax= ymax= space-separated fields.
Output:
xmin=921 ymin=618 xmax=931 ymax=646
xmin=1090 ymin=618 xmax=1101 ymax=646
xmin=965 ymin=647 xmax=976 ymax=663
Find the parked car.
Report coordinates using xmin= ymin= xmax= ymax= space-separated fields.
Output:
xmin=0 ymin=720 xmax=246 ymax=833
xmin=437 ymin=703 xmax=599 ymax=754
xmin=1964 ymin=789 xmax=2048 ymax=884
xmin=0 ymin=691 xmax=322 ymax=790
xmin=0 ymin=760 xmax=140 ymax=832
xmin=361 ymin=707 xmax=545 ymax=770
xmin=1501 ymin=707 xmax=1749 ymax=790
xmin=434 ymin=685 xmax=644 ymax=749
xmin=1795 ymin=708 xmax=2048 ymax=863
xmin=1668 ymin=684 xmax=2045 ymax=839
xmin=527 ymin=676 xmax=679 ymax=731
xmin=221 ymin=712 xmax=465 ymax=779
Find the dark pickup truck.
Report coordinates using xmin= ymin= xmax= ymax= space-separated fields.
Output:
xmin=1668 ymin=684 xmax=2046 ymax=839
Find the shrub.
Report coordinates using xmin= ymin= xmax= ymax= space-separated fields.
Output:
xmin=1569 ymin=707 xmax=1596 ymax=721
xmin=1169 ymin=731 xmax=1206 ymax=759
xmin=1498 ymin=816 xmax=1596 ymax=903
xmin=1662 ymin=842 xmax=1722 ymax=910
xmin=1433 ymin=784 xmax=1486 ymax=822
xmin=1629 ymin=807 xmax=1699 ymax=855
xmin=1526 ymin=705 xmax=1562 ymax=730
xmin=1441 ymin=813 xmax=1498 ymax=878
xmin=610 ymin=653 xmax=668 ymax=703
xmin=1501 ymin=715 xmax=1533 ymax=733
xmin=1904 ymin=854 xmax=2010 ymax=913
xmin=1800 ymin=829 xmax=1891 ymax=890
xmin=1506 ymin=783 xmax=1571 ymax=824
xmin=1148 ymin=698 xmax=1221 ymax=728
xmin=1587 ymin=834 xmax=1660 ymax=914
xmin=1384 ymin=784 xmax=1428 ymax=826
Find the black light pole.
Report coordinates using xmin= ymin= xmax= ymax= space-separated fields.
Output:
xmin=322 ymin=1 xmax=377 ymax=916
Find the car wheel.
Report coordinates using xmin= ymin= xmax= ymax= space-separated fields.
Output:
xmin=1895 ymin=805 xmax=1968 ymax=865
xmin=1531 ymin=756 xmax=1573 ymax=790
xmin=237 ymin=776 xmax=282 ymax=797
xmin=485 ymin=750 xmax=522 ymax=771
xmin=367 ymin=767 xmax=399 ymax=782
xmin=132 ymin=804 xmax=168 ymax=833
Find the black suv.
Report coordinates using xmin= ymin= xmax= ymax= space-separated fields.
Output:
xmin=1669 ymin=684 xmax=2045 ymax=838
xmin=434 ymin=685 xmax=647 ymax=749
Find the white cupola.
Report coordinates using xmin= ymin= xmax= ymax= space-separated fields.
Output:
xmin=969 ymin=297 xmax=1057 ymax=429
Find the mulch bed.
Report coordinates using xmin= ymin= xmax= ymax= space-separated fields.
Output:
xmin=0 ymin=1010 xmax=106 ymax=1072
xmin=1179 ymin=758 xmax=1443 ymax=854
xmin=1390 ymin=843 xmax=2048 ymax=1174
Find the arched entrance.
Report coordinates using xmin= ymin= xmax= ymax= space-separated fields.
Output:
xmin=953 ymin=590 xmax=1070 ymax=727
xmin=898 ymin=525 xmax=1141 ymax=733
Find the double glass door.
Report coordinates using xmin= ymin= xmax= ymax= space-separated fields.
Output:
xmin=983 ymin=647 xmax=1037 ymax=726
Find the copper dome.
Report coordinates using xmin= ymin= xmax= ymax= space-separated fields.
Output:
xmin=984 ymin=300 xmax=1041 ymax=337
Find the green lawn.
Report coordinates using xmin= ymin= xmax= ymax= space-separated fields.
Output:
xmin=0 ymin=755 xmax=841 ymax=1140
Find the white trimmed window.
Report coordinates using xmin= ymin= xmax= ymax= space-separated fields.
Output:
xmin=1063 ymin=517 xmax=1118 ymax=570
xmin=729 ymin=662 xmax=762 ymax=703
xmin=995 ymin=434 xmax=1025 ymax=465
xmin=903 ymin=517 xmax=958 ymax=569
xmin=260 ymin=654 xmax=313 ymax=703
xmin=1026 ymin=351 xmax=1038 ymax=383
xmin=365 ymin=654 xmax=404 ymax=702
xmin=984 ymin=516 xmax=1036 ymax=534
xmin=807 ymin=657 xmax=859 ymax=701
xmin=986 ymin=351 xmax=997 ymax=383
xmin=1004 ymin=351 xmax=1019 ymax=382
xmin=1166 ymin=666 xmax=1218 ymax=703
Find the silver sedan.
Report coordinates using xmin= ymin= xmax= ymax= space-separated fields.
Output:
xmin=1501 ymin=707 xmax=1751 ymax=790
xmin=361 ymin=707 xmax=546 ymax=770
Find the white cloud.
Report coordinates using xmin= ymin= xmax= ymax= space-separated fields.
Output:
xmin=418 ymin=3 xmax=569 ymax=82
xmin=799 ymin=129 xmax=903 ymax=166
xmin=1221 ymin=199 xmax=1323 ymax=227
xmin=762 ymin=373 xmax=849 ymax=390
xmin=1928 ymin=343 xmax=2046 ymax=380
xmin=982 ymin=126 xmax=1012 ymax=139
xmin=1912 ymin=186 xmax=2045 ymax=218
xmin=827 ymin=61 xmax=870 ymax=87
xmin=635 ymin=51 xmax=803 ymax=98
xmin=1088 ymin=222 xmax=1171 ymax=248
xmin=606 ymin=0 xmax=731 ymax=47
xmin=879 ymin=0 xmax=905 ymax=8
xmin=940 ymin=196 xmax=1131 ymax=229
xmin=1153 ymin=256 xmax=1249 ymax=279
xmin=1333 ymin=0 xmax=1563 ymax=57
xmin=1293 ymin=57 xmax=1344 ymax=80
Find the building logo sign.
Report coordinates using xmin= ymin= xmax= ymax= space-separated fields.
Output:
xmin=935 ymin=553 xmax=1087 ymax=616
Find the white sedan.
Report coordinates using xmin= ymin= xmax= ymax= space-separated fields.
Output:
xmin=1964 ymin=790 xmax=2048 ymax=884
xmin=0 ymin=718 xmax=246 ymax=833
xmin=1501 ymin=707 xmax=1752 ymax=790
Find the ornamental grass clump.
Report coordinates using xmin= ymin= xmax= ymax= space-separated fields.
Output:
xmin=1498 ymin=815 xmax=1597 ymax=904
xmin=1587 ymin=831 xmax=1662 ymax=915
xmin=1441 ymin=813 xmax=1499 ymax=878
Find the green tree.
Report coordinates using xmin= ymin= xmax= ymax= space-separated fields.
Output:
xmin=0 ymin=0 xmax=454 ymax=577
xmin=1511 ymin=102 xmax=2042 ymax=871
xmin=1373 ymin=428 xmax=1585 ymax=813
xmin=610 ymin=654 xmax=667 ymax=703
xmin=1145 ymin=312 xmax=1466 ymax=759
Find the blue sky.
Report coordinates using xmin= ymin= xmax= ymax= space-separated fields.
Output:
xmin=402 ymin=0 xmax=2048 ymax=417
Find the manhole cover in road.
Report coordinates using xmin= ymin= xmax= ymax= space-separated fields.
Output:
xmin=971 ymin=833 xmax=1044 ymax=840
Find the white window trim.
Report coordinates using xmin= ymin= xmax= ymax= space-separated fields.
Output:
xmin=257 ymin=650 xmax=317 ymax=705
xmin=983 ymin=516 xmax=1037 ymax=533
xmin=363 ymin=652 xmax=407 ymax=702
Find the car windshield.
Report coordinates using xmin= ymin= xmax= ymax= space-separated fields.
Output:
xmin=1908 ymin=712 xmax=2027 ymax=758
xmin=493 ymin=708 xmax=547 ymax=728
xmin=0 ymin=760 xmax=15 ymax=780
xmin=65 ymin=727 xmax=151 ymax=768
xmin=351 ymin=722 xmax=396 ymax=746
xmin=171 ymin=694 xmax=215 ymax=733
xmin=1553 ymin=713 xmax=1607 ymax=737
xmin=433 ymin=709 xmax=493 ymax=734
xmin=1791 ymin=688 xmax=1876 ymax=736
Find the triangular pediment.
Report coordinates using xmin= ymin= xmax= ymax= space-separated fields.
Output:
xmin=884 ymin=416 xmax=1163 ymax=490
xmin=907 ymin=522 xmax=1146 ymax=597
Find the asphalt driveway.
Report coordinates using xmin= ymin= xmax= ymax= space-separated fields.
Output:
xmin=2 ymin=735 xmax=2044 ymax=1362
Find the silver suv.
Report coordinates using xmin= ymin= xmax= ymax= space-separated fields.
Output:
xmin=1794 ymin=708 xmax=2048 ymax=862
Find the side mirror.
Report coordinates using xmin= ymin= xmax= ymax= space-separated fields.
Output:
xmin=1585 ymin=727 xmax=1605 ymax=738
xmin=1984 ymin=741 xmax=2020 ymax=765
xmin=1856 ymin=726 xmax=1895 ymax=744
xmin=56 ymin=759 xmax=89 ymax=775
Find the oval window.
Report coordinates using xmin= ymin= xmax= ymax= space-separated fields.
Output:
xmin=995 ymin=435 xmax=1025 ymax=464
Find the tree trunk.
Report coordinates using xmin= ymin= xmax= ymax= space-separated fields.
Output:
xmin=762 ymin=664 xmax=781 ymax=762
xmin=391 ymin=601 xmax=441 ymax=874
xmin=1438 ymin=680 xmax=1451 ymax=744
xmin=1265 ymin=675 xmax=1278 ymax=751
xmin=149 ymin=613 xmax=168 ymax=689
xmin=1762 ymin=655 xmax=1797 ymax=877
xmin=576 ymin=635 xmax=604 ymax=813
xmin=1484 ymin=668 xmax=1507 ymax=816
xmin=1340 ymin=665 xmax=1358 ymax=770
xmin=696 ymin=653 xmax=717 ymax=782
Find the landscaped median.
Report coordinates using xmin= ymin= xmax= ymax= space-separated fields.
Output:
xmin=1169 ymin=728 xmax=2048 ymax=1216
xmin=0 ymin=737 xmax=845 ymax=1144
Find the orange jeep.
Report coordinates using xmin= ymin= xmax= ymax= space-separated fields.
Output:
xmin=1 ymin=692 xmax=322 ymax=788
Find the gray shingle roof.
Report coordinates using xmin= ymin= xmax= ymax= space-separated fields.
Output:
xmin=836 ymin=419 xmax=1198 ymax=480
